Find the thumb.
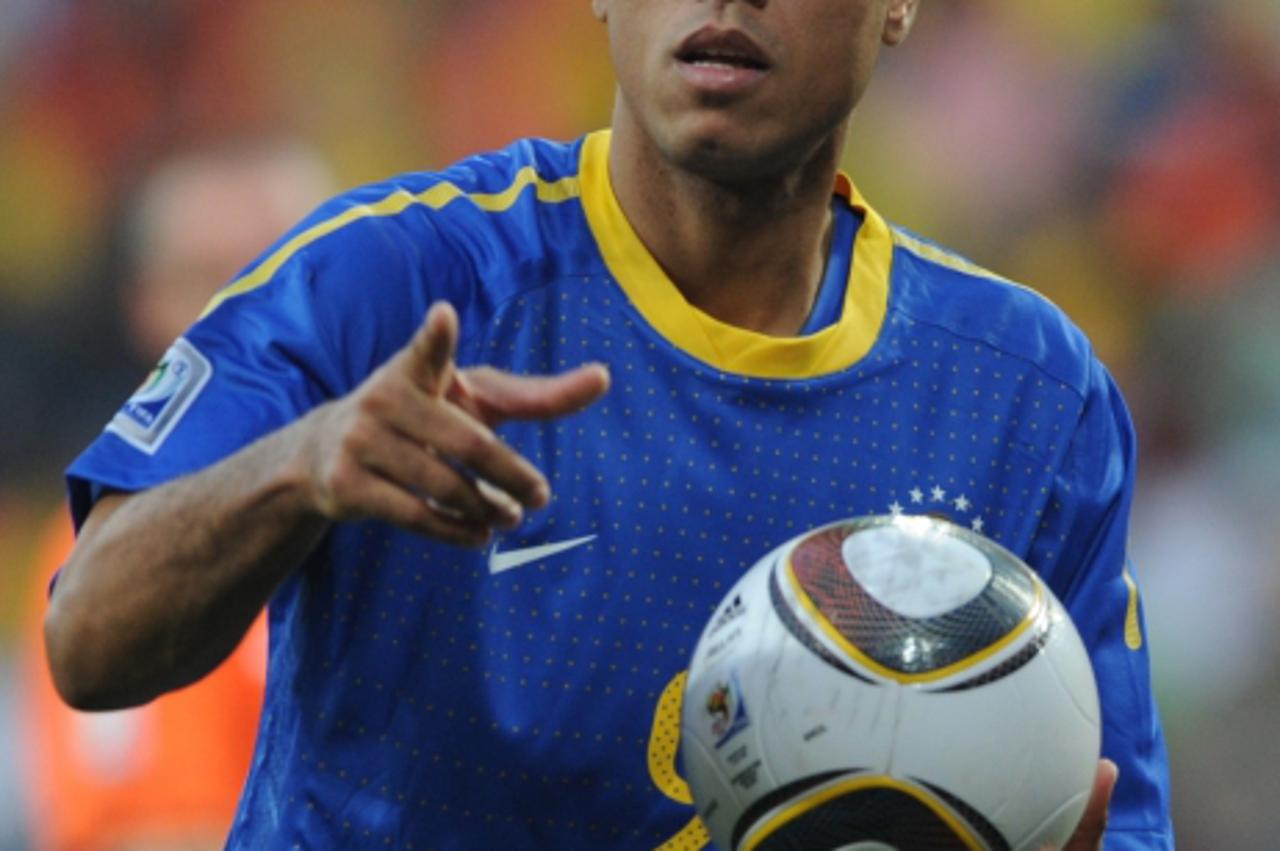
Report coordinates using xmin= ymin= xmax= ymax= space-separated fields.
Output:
xmin=454 ymin=363 xmax=610 ymax=426
xmin=405 ymin=301 xmax=459 ymax=396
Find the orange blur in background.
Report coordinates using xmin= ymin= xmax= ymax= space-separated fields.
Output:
xmin=20 ymin=514 xmax=265 ymax=851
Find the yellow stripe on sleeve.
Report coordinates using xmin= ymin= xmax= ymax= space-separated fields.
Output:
xmin=198 ymin=167 xmax=580 ymax=319
xmin=890 ymin=228 xmax=1013 ymax=286
xmin=1122 ymin=567 xmax=1143 ymax=651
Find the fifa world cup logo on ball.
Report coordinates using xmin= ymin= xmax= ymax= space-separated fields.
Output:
xmin=706 ymin=683 xmax=732 ymax=738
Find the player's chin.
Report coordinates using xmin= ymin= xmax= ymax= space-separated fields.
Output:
xmin=665 ymin=117 xmax=791 ymax=183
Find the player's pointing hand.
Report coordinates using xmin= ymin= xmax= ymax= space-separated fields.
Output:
xmin=297 ymin=301 xmax=609 ymax=546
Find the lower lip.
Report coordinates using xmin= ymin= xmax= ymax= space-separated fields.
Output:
xmin=677 ymin=60 xmax=768 ymax=96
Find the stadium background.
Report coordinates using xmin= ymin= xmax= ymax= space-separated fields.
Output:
xmin=0 ymin=0 xmax=1277 ymax=846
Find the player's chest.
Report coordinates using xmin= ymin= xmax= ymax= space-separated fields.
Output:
xmin=496 ymin=367 xmax=1075 ymax=572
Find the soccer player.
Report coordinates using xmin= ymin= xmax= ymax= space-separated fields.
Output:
xmin=46 ymin=1 xmax=1172 ymax=848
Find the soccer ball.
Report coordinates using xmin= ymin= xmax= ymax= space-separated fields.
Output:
xmin=681 ymin=515 xmax=1100 ymax=851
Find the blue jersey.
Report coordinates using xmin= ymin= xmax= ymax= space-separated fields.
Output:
xmin=68 ymin=132 xmax=1172 ymax=849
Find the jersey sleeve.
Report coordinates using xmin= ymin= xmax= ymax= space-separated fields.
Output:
xmin=1044 ymin=357 xmax=1173 ymax=850
xmin=65 ymin=184 xmax=470 ymax=528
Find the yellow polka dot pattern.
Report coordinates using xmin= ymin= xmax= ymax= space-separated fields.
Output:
xmin=648 ymin=670 xmax=693 ymax=805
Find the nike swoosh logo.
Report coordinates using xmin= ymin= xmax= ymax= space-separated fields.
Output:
xmin=488 ymin=534 xmax=597 ymax=575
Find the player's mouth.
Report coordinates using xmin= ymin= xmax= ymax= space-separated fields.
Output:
xmin=674 ymin=26 xmax=772 ymax=95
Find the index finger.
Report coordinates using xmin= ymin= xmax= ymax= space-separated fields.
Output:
xmin=405 ymin=301 xmax=459 ymax=396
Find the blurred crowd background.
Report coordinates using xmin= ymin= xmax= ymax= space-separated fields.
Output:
xmin=1 ymin=0 xmax=1277 ymax=847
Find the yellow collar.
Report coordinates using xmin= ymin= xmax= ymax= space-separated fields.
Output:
xmin=579 ymin=130 xmax=892 ymax=379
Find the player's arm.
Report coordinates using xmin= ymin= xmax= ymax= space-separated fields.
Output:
xmin=1041 ymin=358 xmax=1172 ymax=850
xmin=45 ymin=302 xmax=609 ymax=710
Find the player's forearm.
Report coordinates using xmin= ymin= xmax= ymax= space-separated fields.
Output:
xmin=47 ymin=307 xmax=602 ymax=711
xmin=45 ymin=422 xmax=329 ymax=710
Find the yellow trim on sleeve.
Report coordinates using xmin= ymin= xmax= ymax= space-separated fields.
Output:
xmin=578 ymin=130 xmax=892 ymax=379
xmin=740 ymin=774 xmax=984 ymax=851
xmin=198 ymin=167 xmax=580 ymax=319
xmin=783 ymin=554 xmax=1044 ymax=685
xmin=1122 ymin=568 xmax=1143 ymax=651
xmin=890 ymin=227 xmax=1012 ymax=285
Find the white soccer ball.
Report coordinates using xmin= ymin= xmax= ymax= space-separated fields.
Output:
xmin=681 ymin=515 xmax=1100 ymax=851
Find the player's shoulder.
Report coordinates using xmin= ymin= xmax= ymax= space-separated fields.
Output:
xmin=886 ymin=224 xmax=1097 ymax=397
xmin=300 ymin=134 xmax=585 ymax=248
xmin=428 ymin=135 xmax=585 ymax=196
xmin=201 ymin=136 xmax=595 ymax=325
xmin=297 ymin=135 xmax=593 ymax=288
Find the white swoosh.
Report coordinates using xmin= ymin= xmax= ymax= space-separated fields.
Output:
xmin=488 ymin=534 xmax=597 ymax=574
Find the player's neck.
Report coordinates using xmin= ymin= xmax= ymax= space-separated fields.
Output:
xmin=608 ymin=121 xmax=840 ymax=337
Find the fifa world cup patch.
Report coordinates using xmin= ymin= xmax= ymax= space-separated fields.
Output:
xmin=106 ymin=337 xmax=212 ymax=454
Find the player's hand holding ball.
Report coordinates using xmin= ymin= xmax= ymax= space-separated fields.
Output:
xmin=682 ymin=515 xmax=1110 ymax=851
xmin=295 ymin=301 xmax=609 ymax=546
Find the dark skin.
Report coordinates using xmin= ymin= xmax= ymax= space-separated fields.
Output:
xmin=596 ymin=0 xmax=909 ymax=334
xmin=47 ymin=0 xmax=1114 ymax=845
